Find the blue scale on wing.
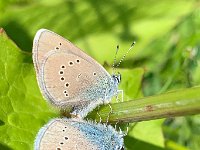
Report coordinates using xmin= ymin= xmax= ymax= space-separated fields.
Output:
xmin=80 ymin=75 xmax=117 ymax=102
xmin=70 ymin=121 xmax=123 ymax=150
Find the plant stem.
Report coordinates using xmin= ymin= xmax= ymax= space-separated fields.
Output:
xmin=87 ymin=86 xmax=200 ymax=123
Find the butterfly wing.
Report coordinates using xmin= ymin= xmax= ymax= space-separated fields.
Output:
xmin=33 ymin=29 xmax=115 ymax=117
xmin=33 ymin=29 xmax=108 ymax=74
xmin=34 ymin=118 xmax=124 ymax=150
xmin=34 ymin=119 xmax=99 ymax=150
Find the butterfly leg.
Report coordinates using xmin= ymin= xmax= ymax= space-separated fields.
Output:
xmin=119 ymin=126 xmax=123 ymax=135
xmin=115 ymin=93 xmax=120 ymax=103
xmin=117 ymin=89 xmax=124 ymax=102
xmin=124 ymin=123 xmax=130 ymax=136
xmin=114 ymin=117 xmax=125 ymax=135
xmin=114 ymin=119 xmax=119 ymax=130
xmin=97 ymin=105 xmax=102 ymax=123
xmin=106 ymin=103 xmax=113 ymax=124
xmin=102 ymin=88 xmax=113 ymax=124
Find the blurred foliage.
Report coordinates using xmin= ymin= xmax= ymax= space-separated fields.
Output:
xmin=0 ymin=29 xmax=149 ymax=150
xmin=0 ymin=29 xmax=59 ymax=150
xmin=0 ymin=0 xmax=200 ymax=150
xmin=163 ymin=116 xmax=200 ymax=150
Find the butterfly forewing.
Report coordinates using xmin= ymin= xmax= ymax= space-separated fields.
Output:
xmin=35 ymin=119 xmax=98 ymax=150
xmin=33 ymin=29 xmax=108 ymax=74
xmin=40 ymin=50 xmax=107 ymax=105
xmin=33 ymin=29 xmax=114 ymax=116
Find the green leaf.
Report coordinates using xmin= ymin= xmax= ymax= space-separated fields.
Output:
xmin=128 ymin=119 xmax=165 ymax=147
xmin=0 ymin=29 xmax=58 ymax=150
xmin=124 ymin=136 xmax=165 ymax=150
xmin=118 ymin=68 xmax=144 ymax=100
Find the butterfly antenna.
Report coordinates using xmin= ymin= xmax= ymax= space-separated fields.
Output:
xmin=112 ymin=45 xmax=119 ymax=74
xmin=116 ymin=41 xmax=136 ymax=68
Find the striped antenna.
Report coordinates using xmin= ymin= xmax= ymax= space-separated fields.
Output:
xmin=112 ymin=45 xmax=120 ymax=73
xmin=116 ymin=41 xmax=136 ymax=68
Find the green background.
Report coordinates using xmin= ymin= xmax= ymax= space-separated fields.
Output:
xmin=0 ymin=0 xmax=200 ymax=150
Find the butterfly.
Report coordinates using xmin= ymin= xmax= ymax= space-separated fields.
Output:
xmin=34 ymin=118 xmax=124 ymax=150
xmin=32 ymin=29 xmax=121 ymax=118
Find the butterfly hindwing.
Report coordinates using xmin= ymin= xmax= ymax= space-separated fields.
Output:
xmin=34 ymin=118 xmax=124 ymax=150
xmin=39 ymin=50 xmax=108 ymax=105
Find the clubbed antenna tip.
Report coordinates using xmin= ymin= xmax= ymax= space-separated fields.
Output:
xmin=131 ymin=41 xmax=136 ymax=47
xmin=112 ymin=44 xmax=120 ymax=73
xmin=115 ymin=41 xmax=136 ymax=68
xmin=116 ymin=45 xmax=119 ymax=54
xmin=112 ymin=41 xmax=136 ymax=73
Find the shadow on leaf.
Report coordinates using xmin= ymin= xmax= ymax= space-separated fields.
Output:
xmin=124 ymin=136 xmax=164 ymax=150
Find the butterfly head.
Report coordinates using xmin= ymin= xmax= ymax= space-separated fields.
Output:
xmin=103 ymin=73 xmax=121 ymax=102
xmin=112 ymin=72 xmax=121 ymax=85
